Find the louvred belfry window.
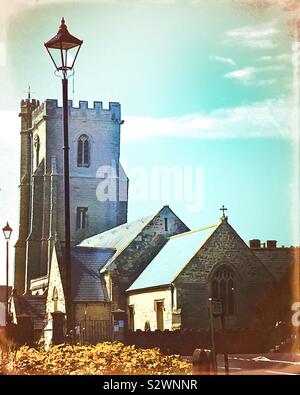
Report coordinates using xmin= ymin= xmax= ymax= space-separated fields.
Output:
xmin=77 ymin=134 xmax=89 ymax=167
xmin=77 ymin=207 xmax=88 ymax=229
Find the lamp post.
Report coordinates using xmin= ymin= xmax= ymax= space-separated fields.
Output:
xmin=44 ymin=18 xmax=83 ymax=338
xmin=2 ymin=222 xmax=12 ymax=331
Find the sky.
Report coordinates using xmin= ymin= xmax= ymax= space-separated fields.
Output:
xmin=0 ymin=0 xmax=299 ymax=284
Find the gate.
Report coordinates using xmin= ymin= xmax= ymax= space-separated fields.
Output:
xmin=76 ymin=319 xmax=113 ymax=344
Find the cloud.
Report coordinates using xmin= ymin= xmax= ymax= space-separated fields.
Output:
xmin=225 ymin=66 xmax=256 ymax=82
xmin=258 ymin=54 xmax=291 ymax=62
xmin=224 ymin=64 xmax=285 ymax=85
xmin=209 ymin=55 xmax=236 ymax=66
xmin=225 ymin=20 xmax=279 ymax=49
xmin=122 ymin=97 xmax=295 ymax=142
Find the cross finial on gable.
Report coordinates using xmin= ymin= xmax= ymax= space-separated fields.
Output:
xmin=220 ymin=205 xmax=228 ymax=222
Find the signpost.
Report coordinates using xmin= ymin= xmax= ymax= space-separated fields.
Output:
xmin=208 ymin=298 xmax=218 ymax=374
xmin=208 ymin=297 xmax=229 ymax=375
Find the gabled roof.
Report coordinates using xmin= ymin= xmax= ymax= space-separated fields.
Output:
xmin=79 ymin=214 xmax=154 ymax=252
xmin=127 ymin=224 xmax=219 ymax=292
xmin=12 ymin=294 xmax=46 ymax=330
xmin=78 ymin=205 xmax=188 ymax=272
xmin=71 ymin=247 xmax=115 ymax=302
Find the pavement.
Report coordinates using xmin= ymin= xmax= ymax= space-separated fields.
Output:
xmin=184 ymin=353 xmax=300 ymax=375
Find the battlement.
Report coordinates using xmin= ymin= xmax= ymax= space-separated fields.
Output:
xmin=20 ymin=98 xmax=40 ymax=112
xmin=32 ymin=99 xmax=122 ymax=126
xmin=33 ymin=99 xmax=120 ymax=113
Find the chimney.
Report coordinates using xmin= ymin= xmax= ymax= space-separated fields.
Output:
xmin=266 ymin=240 xmax=277 ymax=249
xmin=249 ymin=239 xmax=261 ymax=248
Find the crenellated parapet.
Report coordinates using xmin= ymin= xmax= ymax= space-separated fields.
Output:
xmin=32 ymin=99 xmax=122 ymax=127
xmin=20 ymin=98 xmax=40 ymax=111
xmin=19 ymin=98 xmax=40 ymax=131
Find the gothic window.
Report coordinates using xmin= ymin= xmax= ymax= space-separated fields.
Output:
xmin=77 ymin=134 xmax=89 ymax=167
xmin=211 ymin=265 xmax=235 ymax=316
xmin=76 ymin=207 xmax=88 ymax=229
xmin=34 ymin=134 xmax=40 ymax=168
xmin=53 ymin=287 xmax=58 ymax=312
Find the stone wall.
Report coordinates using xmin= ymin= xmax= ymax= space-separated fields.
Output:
xmin=44 ymin=245 xmax=66 ymax=347
xmin=109 ymin=206 xmax=189 ymax=311
xmin=15 ymin=98 xmax=129 ymax=292
xmin=175 ymin=220 xmax=275 ymax=330
xmin=74 ymin=302 xmax=111 ymax=322
xmin=14 ymin=98 xmax=40 ymax=294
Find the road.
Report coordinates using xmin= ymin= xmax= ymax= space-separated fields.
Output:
xmin=216 ymin=353 xmax=300 ymax=375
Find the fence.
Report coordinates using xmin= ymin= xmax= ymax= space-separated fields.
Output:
xmin=124 ymin=326 xmax=296 ymax=355
xmin=76 ymin=319 xmax=113 ymax=344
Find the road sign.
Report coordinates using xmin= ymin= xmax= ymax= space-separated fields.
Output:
xmin=212 ymin=300 xmax=223 ymax=317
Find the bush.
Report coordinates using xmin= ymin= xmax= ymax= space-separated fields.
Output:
xmin=4 ymin=342 xmax=192 ymax=375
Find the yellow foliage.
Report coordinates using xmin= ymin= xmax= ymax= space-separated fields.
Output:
xmin=5 ymin=342 xmax=191 ymax=375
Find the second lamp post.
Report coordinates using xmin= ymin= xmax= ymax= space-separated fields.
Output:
xmin=2 ymin=222 xmax=12 ymax=332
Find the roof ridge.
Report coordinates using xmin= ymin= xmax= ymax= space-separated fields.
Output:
xmin=100 ymin=210 xmax=162 ymax=271
xmin=81 ymin=213 xmax=155 ymax=243
xmin=169 ymin=223 xmax=219 ymax=240
xmin=73 ymin=245 xmax=116 ymax=251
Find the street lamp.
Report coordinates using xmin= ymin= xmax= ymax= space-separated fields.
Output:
xmin=2 ymin=222 xmax=12 ymax=330
xmin=44 ymin=18 xmax=83 ymax=339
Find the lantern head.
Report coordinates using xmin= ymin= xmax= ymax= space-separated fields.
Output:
xmin=2 ymin=222 xmax=12 ymax=240
xmin=44 ymin=17 xmax=83 ymax=73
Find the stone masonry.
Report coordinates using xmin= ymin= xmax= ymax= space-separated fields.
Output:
xmin=14 ymin=97 xmax=128 ymax=294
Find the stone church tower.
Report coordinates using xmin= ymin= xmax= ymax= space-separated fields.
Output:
xmin=14 ymin=96 xmax=128 ymax=294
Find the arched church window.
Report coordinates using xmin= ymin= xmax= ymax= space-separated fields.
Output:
xmin=53 ymin=287 xmax=58 ymax=312
xmin=34 ymin=134 xmax=40 ymax=168
xmin=211 ymin=265 xmax=235 ymax=316
xmin=77 ymin=134 xmax=89 ymax=167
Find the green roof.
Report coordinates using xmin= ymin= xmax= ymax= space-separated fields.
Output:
xmin=127 ymin=224 xmax=219 ymax=292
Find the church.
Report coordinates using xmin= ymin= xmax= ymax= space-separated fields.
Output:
xmin=10 ymin=95 xmax=298 ymax=347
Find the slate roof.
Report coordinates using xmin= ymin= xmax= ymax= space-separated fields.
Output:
xmin=71 ymin=246 xmax=115 ymax=302
xmin=13 ymin=295 xmax=46 ymax=331
xmin=78 ymin=213 xmax=157 ymax=269
xmin=0 ymin=286 xmax=12 ymax=303
xmin=127 ymin=224 xmax=219 ymax=292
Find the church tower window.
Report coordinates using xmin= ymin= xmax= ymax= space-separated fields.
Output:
xmin=77 ymin=134 xmax=89 ymax=167
xmin=77 ymin=207 xmax=88 ymax=229
xmin=211 ymin=265 xmax=235 ymax=315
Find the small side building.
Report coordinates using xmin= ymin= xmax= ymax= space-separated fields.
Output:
xmin=44 ymin=244 xmax=115 ymax=345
